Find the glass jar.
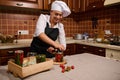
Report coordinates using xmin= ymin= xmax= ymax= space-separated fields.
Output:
xmin=55 ymin=52 xmax=63 ymax=62
xmin=14 ymin=50 xmax=24 ymax=66
xmin=36 ymin=54 xmax=46 ymax=63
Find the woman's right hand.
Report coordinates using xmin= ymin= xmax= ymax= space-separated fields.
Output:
xmin=54 ymin=43 xmax=65 ymax=51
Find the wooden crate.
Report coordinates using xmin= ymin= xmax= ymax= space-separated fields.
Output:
xmin=8 ymin=58 xmax=53 ymax=78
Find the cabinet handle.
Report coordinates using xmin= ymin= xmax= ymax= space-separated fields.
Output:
xmin=7 ymin=51 xmax=14 ymax=54
xmin=93 ymin=5 xmax=96 ymax=8
xmin=110 ymin=53 xmax=113 ymax=58
xmin=16 ymin=3 xmax=23 ymax=6
xmin=99 ymin=50 xmax=103 ymax=52
xmin=83 ymin=47 xmax=87 ymax=49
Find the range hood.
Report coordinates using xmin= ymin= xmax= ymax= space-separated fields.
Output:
xmin=104 ymin=0 xmax=120 ymax=6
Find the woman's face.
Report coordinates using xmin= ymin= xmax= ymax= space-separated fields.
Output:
xmin=50 ymin=10 xmax=63 ymax=23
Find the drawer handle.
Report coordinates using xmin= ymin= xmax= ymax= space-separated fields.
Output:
xmin=66 ymin=49 xmax=70 ymax=51
xmin=7 ymin=51 xmax=14 ymax=54
xmin=110 ymin=53 xmax=113 ymax=58
xmin=99 ymin=50 xmax=103 ymax=52
xmin=83 ymin=47 xmax=86 ymax=49
xmin=16 ymin=3 xmax=23 ymax=6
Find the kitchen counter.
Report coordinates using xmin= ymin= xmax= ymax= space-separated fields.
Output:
xmin=0 ymin=39 xmax=32 ymax=49
xmin=0 ymin=38 xmax=120 ymax=50
xmin=0 ymin=53 xmax=120 ymax=80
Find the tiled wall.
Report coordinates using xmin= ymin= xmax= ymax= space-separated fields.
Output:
xmin=77 ymin=6 xmax=120 ymax=37
xmin=0 ymin=5 xmax=120 ymax=39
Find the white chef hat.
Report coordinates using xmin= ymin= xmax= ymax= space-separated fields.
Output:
xmin=51 ymin=0 xmax=71 ymax=17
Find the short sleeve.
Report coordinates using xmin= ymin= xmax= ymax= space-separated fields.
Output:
xmin=58 ymin=23 xmax=66 ymax=49
xmin=34 ymin=14 xmax=47 ymax=37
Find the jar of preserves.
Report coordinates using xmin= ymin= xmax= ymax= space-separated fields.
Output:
xmin=36 ymin=54 xmax=46 ymax=63
xmin=14 ymin=50 xmax=24 ymax=66
xmin=55 ymin=50 xmax=63 ymax=62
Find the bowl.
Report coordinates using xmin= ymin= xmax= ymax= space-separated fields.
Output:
xmin=96 ymin=38 xmax=102 ymax=42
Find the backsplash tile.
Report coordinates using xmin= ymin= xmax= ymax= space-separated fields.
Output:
xmin=0 ymin=5 xmax=120 ymax=39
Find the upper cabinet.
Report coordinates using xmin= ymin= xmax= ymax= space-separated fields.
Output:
xmin=85 ymin=0 xmax=105 ymax=11
xmin=43 ymin=0 xmax=55 ymax=10
xmin=68 ymin=0 xmax=105 ymax=13
xmin=0 ymin=0 xmax=39 ymax=9
xmin=63 ymin=0 xmax=105 ymax=13
xmin=0 ymin=0 xmax=105 ymax=12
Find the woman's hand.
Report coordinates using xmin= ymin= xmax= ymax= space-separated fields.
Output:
xmin=54 ymin=43 xmax=65 ymax=51
xmin=47 ymin=47 xmax=55 ymax=54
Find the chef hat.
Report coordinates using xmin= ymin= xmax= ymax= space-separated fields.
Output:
xmin=51 ymin=0 xmax=71 ymax=17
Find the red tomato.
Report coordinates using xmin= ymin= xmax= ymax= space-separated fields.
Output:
xmin=71 ymin=65 xmax=75 ymax=69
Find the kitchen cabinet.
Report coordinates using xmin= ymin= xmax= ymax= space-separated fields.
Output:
xmin=42 ymin=0 xmax=55 ymax=10
xmin=85 ymin=0 xmax=105 ymax=11
xmin=76 ymin=44 xmax=90 ymax=53
xmin=0 ymin=0 xmax=105 ymax=12
xmin=64 ymin=44 xmax=76 ymax=55
xmin=66 ymin=0 xmax=84 ymax=13
xmin=38 ymin=0 xmax=43 ymax=9
xmin=65 ymin=0 xmax=105 ymax=13
xmin=0 ymin=0 xmax=39 ymax=9
xmin=0 ymin=47 xmax=30 ymax=65
xmin=106 ymin=49 xmax=120 ymax=60
xmin=76 ymin=44 xmax=105 ymax=57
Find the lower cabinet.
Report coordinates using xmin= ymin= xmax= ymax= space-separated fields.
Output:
xmin=76 ymin=44 xmax=90 ymax=54
xmin=76 ymin=44 xmax=105 ymax=57
xmin=0 ymin=47 xmax=30 ymax=65
xmin=64 ymin=44 xmax=105 ymax=57
xmin=106 ymin=49 xmax=120 ymax=60
xmin=64 ymin=44 xmax=76 ymax=55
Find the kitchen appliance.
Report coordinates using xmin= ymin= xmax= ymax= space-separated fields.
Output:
xmin=73 ymin=34 xmax=83 ymax=40
xmin=104 ymin=0 xmax=120 ymax=6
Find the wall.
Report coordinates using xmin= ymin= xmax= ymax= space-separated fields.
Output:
xmin=77 ymin=5 xmax=120 ymax=37
xmin=0 ymin=5 xmax=120 ymax=39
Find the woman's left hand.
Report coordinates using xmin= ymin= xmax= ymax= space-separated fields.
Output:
xmin=47 ymin=47 xmax=55 ymax=54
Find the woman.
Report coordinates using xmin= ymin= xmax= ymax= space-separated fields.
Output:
xmin=30 ymin=1 xmax=71 ymax=58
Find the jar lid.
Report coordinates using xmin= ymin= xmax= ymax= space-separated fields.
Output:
xmin=15 ymin=50 xmax=24 ymax=53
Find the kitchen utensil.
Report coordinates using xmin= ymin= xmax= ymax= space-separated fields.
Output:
xmin=73 ymin=34 xmax=83 ymax=40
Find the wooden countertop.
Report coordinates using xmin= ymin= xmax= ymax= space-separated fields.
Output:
xmin=0 ymin=38 xmax=120 ymax=50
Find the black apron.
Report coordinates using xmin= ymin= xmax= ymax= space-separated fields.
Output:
xmin=30 ymin=23 xmax=59 ymax=58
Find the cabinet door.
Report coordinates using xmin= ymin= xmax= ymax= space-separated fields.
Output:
xmin=76 ymin=44 xmax=90 ymax=54
xmin=89 ymin=46 xmax=105 ymax=57
xmin=79 ymin=0 xmax=86 ymax=12
xmin=13 ymin=0 xmax=38 ymax=3
xmin=73 ymin=0 xmax=80 ymax=12
xmin=64 ymin=44 xmax=76 ymax=55
xmin=106 ymin=49 xmax=120 ymax=60
xmin=68 ymin=0 xmax=73 ymax=11
xmin=76 ymin=44 xmax=105 ymax=56
xmin=38 ymin=0 xmax=44 ymax=9
xmin=43 ymin=0 xmax=49 ymax=10
xmin=86 ymin=0 xmax=105 ymax=11
xmin=0 ymin=0 xmax=39 ymax=9
xmin=43 ymin=0 xmax=55 ymax=10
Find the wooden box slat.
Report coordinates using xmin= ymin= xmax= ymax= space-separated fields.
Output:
xmin=8 ymin=58 xmax=53 ymax=78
